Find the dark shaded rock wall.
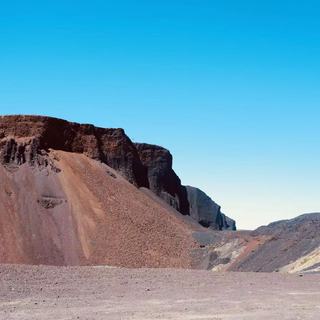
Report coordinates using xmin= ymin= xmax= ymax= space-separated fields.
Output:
xmin=0 ymin=115 xmax=149 ymax=187
xmin=0 ymin=115 xmax=236 ymax=229
xmin=186 ymin=186 xmax=236 ymax=230
xmin=135 ymin=143 xmax=189 ymax=215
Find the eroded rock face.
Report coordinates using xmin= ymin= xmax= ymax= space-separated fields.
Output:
xmin=0 ymin=115 xmax=149 ymax=187
xmin=221 ymin=214 xmax=237 ymax=231
xmin=0 ymin=116 xmax=191 ymax=216
xmin=135 ymin=143 xmax=190 ymax=215
xmin=0 ymin=115 xmax=236 ymax=229
xmin=186 ymin=186 xmax=236 ymax=230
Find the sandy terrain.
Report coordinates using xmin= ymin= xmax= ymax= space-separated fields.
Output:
xmin=1 ymin=265 xmax=320 ymax=320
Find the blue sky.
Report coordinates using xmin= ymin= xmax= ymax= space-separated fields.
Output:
xmin=1 ymin=1 xmax=319 ymax=229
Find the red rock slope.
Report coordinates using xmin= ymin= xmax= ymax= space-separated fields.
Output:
xmin=0 ymin=149 xmax=197 ymax=267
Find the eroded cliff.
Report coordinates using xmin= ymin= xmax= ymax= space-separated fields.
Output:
xmin=186 ymin=186 xmax=236 ymax=230
xmin=0 ymin=115 xmax=149 ymax=187
xmin=0 ymin=115 xmax=235 ymax=231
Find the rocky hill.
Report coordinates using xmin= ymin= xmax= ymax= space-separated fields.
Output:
xmin=1 ymin=115 xmax=317 ymax=273
xmin=0 ymin=115 xmax=235 ymax=267
xmin=0 ymin=148 xmax=201 ymax=267
xmin=194 ymin=212 xmax=320 ymax=273
xmin=233 ymin=212 xmax=320 ymax=273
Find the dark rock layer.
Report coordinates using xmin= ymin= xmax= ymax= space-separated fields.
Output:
xmin=135 ymin=143 xmax=189 ymax=215
xmin=186 ymin=186 xmax=236 ymax=230
xmin=0 ymin=115 xmax=149 ymax=187
xmin=0 ymin=115 xmax=236 ymax=230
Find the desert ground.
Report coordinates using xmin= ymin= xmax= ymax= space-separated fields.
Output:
xmin=1 ymin=265 xmax=320 ymax=320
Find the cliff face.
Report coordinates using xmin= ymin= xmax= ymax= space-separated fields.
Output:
xmin=135 ymin=143 xmax=189 ymax=215
xmin=134 ymin=144 xmax=236 ymax=230
xmin=186 ymin=186 xmax=236 ymax=230
xmin=0 ymin=115 xmax=149 ymax=187
xmin=0 ymin=150 xmax=196 ymax=267
xmin=239 ymin=213 xmax=320 ymax=272
xmin=0 ymin=115 xmax=235 ymax=230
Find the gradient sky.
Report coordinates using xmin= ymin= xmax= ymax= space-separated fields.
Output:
xmin=1 ymin=1 xmax=319 ymax=229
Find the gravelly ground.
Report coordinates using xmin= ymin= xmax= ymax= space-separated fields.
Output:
xmin=1 ymin=265 xmax=320 ymax=320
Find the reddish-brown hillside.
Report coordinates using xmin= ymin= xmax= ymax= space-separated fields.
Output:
xmin=0 ymin=115 xmax=215 ymax=267
xmin=0 ymin=116 xmax=318 ymax=273
xmin=0 ymin=149 xmax=198 ymax=267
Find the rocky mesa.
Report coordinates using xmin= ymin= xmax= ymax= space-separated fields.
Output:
xmin=0 ymin=115 xmax=235 ymax=267
xmin=0 ymin=115 xmax=319 ymax=273
xmin=0 ymin=115 xmax=234 ymax=230
xmin=0 ymin=115 xmax=149 ymax=187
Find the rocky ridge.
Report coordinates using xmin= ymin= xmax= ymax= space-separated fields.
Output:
xmin=0 ymin=115 xmax=235 ymax=230
xmin=233 ymin=212 xmax=320 ymax=272
xmin=0 ymin=115 xmax=148 ymax=187
xmin=0 ymin=115 xmax=319 ymax=273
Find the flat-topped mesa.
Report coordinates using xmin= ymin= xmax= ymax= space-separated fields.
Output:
xmin=0 ymin=115 xmax=149 ymax=187
xmin=0 ymin=115 xmax=236 ymax=229
xmin=135 ymin=143 xmax=190 ymax=215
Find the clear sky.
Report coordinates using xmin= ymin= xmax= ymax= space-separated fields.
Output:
xmin=1 ymin=1 xmax=319 ymax=229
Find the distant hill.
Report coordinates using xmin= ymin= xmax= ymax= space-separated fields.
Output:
xmin=235 ymin=212 xmax=320 ymax=273
xmin=195 ymin=212 xmax=320 ymax=273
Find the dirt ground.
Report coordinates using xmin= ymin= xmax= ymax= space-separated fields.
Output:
xmin=1 ymin=265 xmax=320 ymax=320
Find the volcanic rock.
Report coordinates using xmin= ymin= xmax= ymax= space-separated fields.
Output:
xmin=135 ymin=143 xmax=189 ymax=215
xmin=0 ymin=115 xmax=149 ymax=187
xmin=0 ymin=115 xmax=238 ymax=268
xmin=186 ymin=186 xmax=236 ymax=230
xmin=0 ymin=116 xmax=236 ymax=227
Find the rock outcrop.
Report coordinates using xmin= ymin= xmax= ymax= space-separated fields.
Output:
xmin=0 ymin=115 xmax=236 ymax=231
xmin=0 ymin=115 xmax=149 ymax=187
xmin=186 ymin=186 xmax=236 ymax=230
xmin=135 ymin=143 xmax=189 ymax=215
xmin=3 ymin=115 xmax=317 ymax=273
